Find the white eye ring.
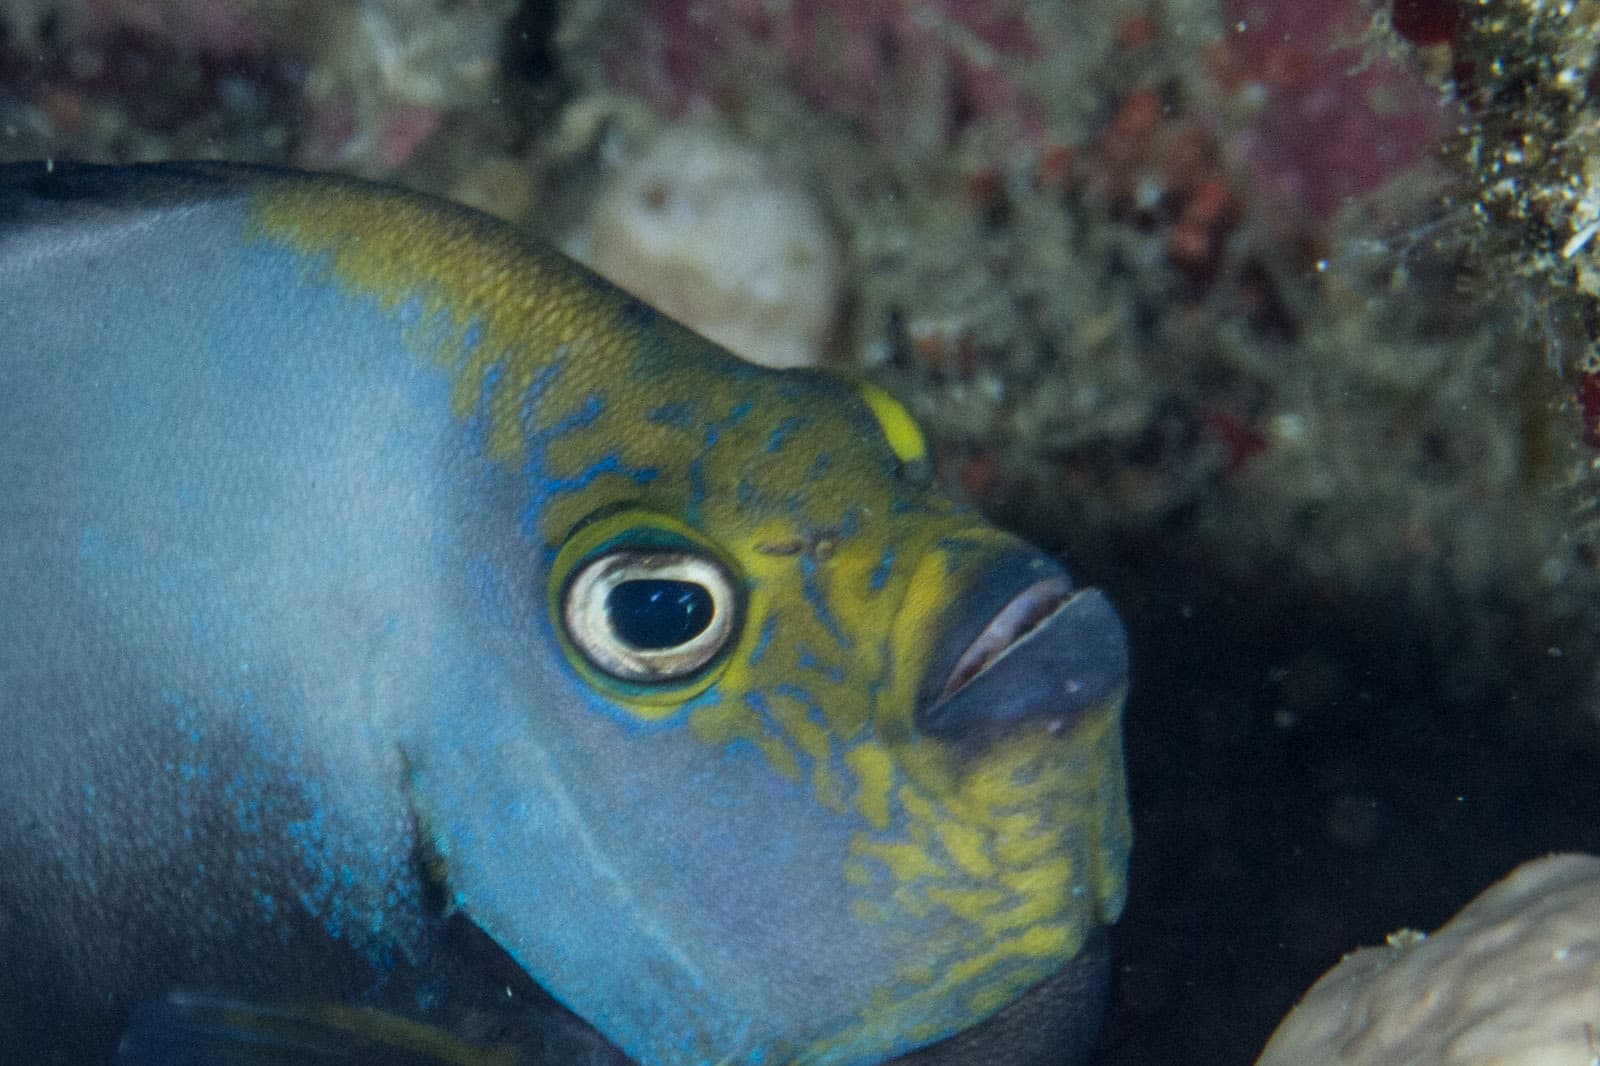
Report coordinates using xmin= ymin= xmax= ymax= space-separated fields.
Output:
xmin=562 ymin=550 xmax=738 ymax=682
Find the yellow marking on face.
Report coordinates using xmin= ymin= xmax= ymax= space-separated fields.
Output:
xmin=853 ymin=838 xmax=945 ymax=883
xmin=851 ymin=898 xmax=890 ymax=925
xmin=945 ymin=924 xmax=1071 ymax=986
xmin=924 ymin=885 xmax=1008 ymax=923
xmin=253 ymin=184 xmax=617 ymax=465
xmin=770 ymin=690 xmax=834 ymax=766
xmin=845 ymin=745 xmax=894 ymax=831
xmin=989 ymin=861 xmax=1075 ymax=932
xmin=992 ymin=830 xmax=1059 ymax=868
xmin=897 ymin=787 xmax=996 ymax=881
xmin=690 ymin=699 xmax=803 ymax=781
xmin=858 ymin=381 xmax=928 ymax=465
xmin=815 ymin=699 xmax=1128 ymax=1057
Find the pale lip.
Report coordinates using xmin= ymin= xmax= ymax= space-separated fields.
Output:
xmin=916 ymin=565 xmax=1129 ymax=739
xmin=934 ymin=577 xmax=1075 ymax=705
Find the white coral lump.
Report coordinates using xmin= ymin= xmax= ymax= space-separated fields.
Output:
xmin=1257 ymin=853 xmax=1600 ymax=1066
xmin=573 ymin=126 xmax=841 ymax=370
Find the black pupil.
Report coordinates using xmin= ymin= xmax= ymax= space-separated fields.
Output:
xmin=607 ymin=579 xmax=714 ymax=650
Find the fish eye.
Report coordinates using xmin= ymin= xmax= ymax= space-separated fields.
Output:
xmin=562 ymin=550 xmax=738 ymax=682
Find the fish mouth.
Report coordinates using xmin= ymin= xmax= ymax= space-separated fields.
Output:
xmin=915 ymin=556 xmax=1128 ymax=740
xmin=933 ymin=577 xmax=1074 ymax=707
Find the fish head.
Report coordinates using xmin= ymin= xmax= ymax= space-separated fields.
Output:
xmin=492 ymin=339 xmax=1131 ymax=1066
xmin=249 ymin=174 xmax=1130 ymax=1066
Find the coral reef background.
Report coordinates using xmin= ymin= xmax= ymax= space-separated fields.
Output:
xmin=4 ymin=0 xmax=1599 ymax=1061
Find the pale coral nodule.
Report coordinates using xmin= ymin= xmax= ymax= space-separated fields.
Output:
xmin=572 ymin=126 xmax=841 ymax=371
xmin=1257 ymin=853 xmax=1600 ymax=1066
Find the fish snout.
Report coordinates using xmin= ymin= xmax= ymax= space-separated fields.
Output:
xmin=915 ymin=555 xmax=1129 ymax=742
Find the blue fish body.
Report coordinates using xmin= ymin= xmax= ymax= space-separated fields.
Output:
xmin=0 ymin=162 xmax=1131 ymax=1065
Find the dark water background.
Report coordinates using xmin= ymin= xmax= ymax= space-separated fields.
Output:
xmin=1088 ymin=549 xmax=1600 ymax=1063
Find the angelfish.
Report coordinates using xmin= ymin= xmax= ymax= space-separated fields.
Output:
xmin=0 ymin=162 xmax=1132 ymax=1065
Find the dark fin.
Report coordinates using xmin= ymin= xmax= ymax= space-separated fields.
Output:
xmin=0 ymin=160 xmax=237 ymax=211
xmin=117 ymin=991 xmax=524 ymax=1066
xmin=0 ymin=160 xmax=345 ymax=236
xmin=0 ymin=161 xmax=256 ymax=246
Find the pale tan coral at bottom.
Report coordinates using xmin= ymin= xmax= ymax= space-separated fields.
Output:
xmin=1257 ymin=853 xmax=1600 ymax=1066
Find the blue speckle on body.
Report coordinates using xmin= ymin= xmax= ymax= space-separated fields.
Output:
xmin=765 ymin=416 xmax=808 ymax=453
xmin=544 ymin=452 xmax=660 ymax=496
xmin=748 ymin=614 xmax=778 ymax=666
xmin=647 ymin=402 xmax=699 ymax=428
xmin=869 ymin=546 xmax=895 ymax=592
xmin=799 ymin=555 xmax=851 ymax=650
xmin=794 ymin=645 xmax=848 ymax=685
